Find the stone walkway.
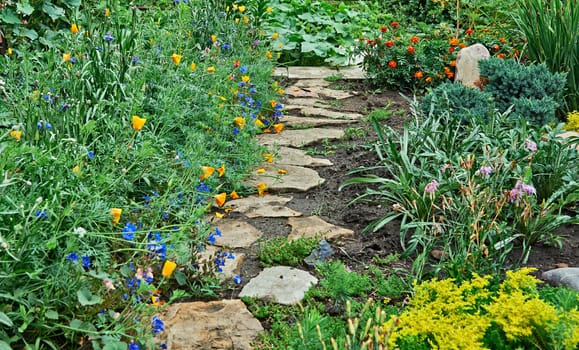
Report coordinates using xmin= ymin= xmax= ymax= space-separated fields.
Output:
xmin=158 ymin=66 xmax=579 ymax=349
xmin=158 ymin=67 xmax=365 ymax=349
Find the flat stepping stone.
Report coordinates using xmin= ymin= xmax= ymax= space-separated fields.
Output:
xmin=244 ymin=164 xmax=325 ymax=192
xmin=198 ymin=246 xmax=245 ymax=281
xmin=228 ymin=195 xmax=302 ymax=218
xmin=159 ymin=299 xmax=263 ymax=350
xmin=256 ymin=128 xmax=344 ymax=147
xmin=287 ymin=215 xmax=354 ymax=241
xmin=283 ymin=115 xmax=359 ymax=128
xmin=292 ymin=79 xmax=332 ymax=88
xmin=300 ymin=106 xmax=364 ymax=120
xmin=284 ymin=98 xmax=332 ymax=109
xmin=542 ymin=267 xmax=579 ymax=291
xmin=239 ymin=266 xmax=318 ymax=304
xmin=557 ymin=131 xmax=579 ymax=151
xmin=274 ymin=146 xmax=332 ymax=167
xmin=274 ymin=66 xmax=364 ymax=80
xmin=213 ymin=220 xmax=263 ymax=248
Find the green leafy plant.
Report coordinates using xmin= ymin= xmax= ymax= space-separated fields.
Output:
xmin=514 ymin=0 xmax=579 ymax=112
xmin=315 ymin=261 xmax=372 ymax=302
xmin=257 ymin=237 xmax=319 ymax=267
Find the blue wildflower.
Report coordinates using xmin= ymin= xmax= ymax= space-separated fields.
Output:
xmin=208 ymin=233 xmax=216 ymax=245
xmin=131 ymin=57 xmax=140 ymax=64
xmin=60 ymin=103 xmax=69 ymax=112
xmin=215 ymin=227 xmax=222 ymax=237
xmin=70 ymin=57 xmax=77 ymax=63
xmin=222 ymin=43 xmax=231 ymax=50
xmin=104 ymin=32 xmax=114 ymax=41
xmin=250 ymin=87 xmax=257 ymax=94
xmin=233 ymin=127 xmax=240 ymax=135
xmin=152 ymin=316 xmax=165 ymax=335
xmin=233 ymin=275 xmax=242 ymax=284
xmin=87 ymin=151 xmax=95 ymax=159
xmin=129 ymin=343 xmax=140 ymax=350
xmin=228 ymin=252 xmax=235 ymax=259
xmin=35 ymin=209 xmax=47 ymax=219
xmin=122 ymin=222 xmax=137 ymax=241
xmin=82 ymin=256 xmax=91 ymax=268
xmin=240 ymin=65 xmax=248 ymax=73
xmin=66 ymin=252 xmax=79 ymax=262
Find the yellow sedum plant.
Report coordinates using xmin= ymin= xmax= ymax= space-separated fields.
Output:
xmin=564 ymin=110 xmax=579 ymax=131
xmin=381 ymin=268 xmax=579 ymax=349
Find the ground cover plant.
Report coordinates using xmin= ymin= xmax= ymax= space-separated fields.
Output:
xmin=0 ymin=0 xmax=284 ymax=348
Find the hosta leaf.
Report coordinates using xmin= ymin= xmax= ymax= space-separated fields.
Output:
xmin=42 ymin=2 xmax=65 ymax=20
xmin=0 ymin=9 xmax=21 ymax=24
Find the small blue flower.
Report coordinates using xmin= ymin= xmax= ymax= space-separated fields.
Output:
xmin=35 ymin=209 xmax=48 ymax=219
xmin=70 ymin=57 xmax=78 ymax=63
xmin=208 ymin=233 xmax=216 ymax=245
xmin=250 ymin=87 xmax=257 ymax=94
xmin=104 ymin=32 xmax=114 ymax=41
xmin=222 ymin=43 xmax=230 ymax=50
xmin=233 ymin=275 xmax=242 ymax=284
xmin=82 ymin=255 xmax=91 ymax=269
xmin=161 ymin=343 xmax=167 ymax=349
xmin=87 ymin=151 xmax=95 ymax=159
xmin=129 ymin=343 xmax=140 ymax=350
xmin=45 ymin=121 xmax=52 ymax=129
xmin=66 ymin=252 xmax=79 ymax=262
xmin=131 ymin=57 xmax=140 ymax=63
xmin=233 ymin=127 xmax=240 ymax=135
xmin=228 ymin=252 xmax=235 ymax=260
xmin=122 ymin=222 xmax=137 ymax=241
xmin=152 ymin=316 xmax=165 ymax=335
xmin=60 ymin=103 xmax=69 ymax=112
xmin=240 ymin=65 xmax=248 ymax=73
xmin=215 ymin=227 xmax=222 ymax=237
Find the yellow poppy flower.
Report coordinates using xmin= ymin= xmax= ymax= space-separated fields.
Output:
xmin=200 ymin=166 xmax=215 ymax=181
xmin=265 ymin=51 xmax=273 ymax=59
xmin=230 ymin=191 xmax=240 ymax=199
xmin=256 ymin=168 xmax=266 ymax=174
xmin=189 ymin=62 xmax=197 ymax=71
xmin=171 ymin=53 xmax=182 ymax=66
xmin=273 ymin=123 xmax=284 ymax=133
xmin=162 ymin=260 xmax=177 ymax=277
xmin=104 ymin=8 xmax=110 ymax=17
xmin=131 ymin=115 xmax=147 ymax=131
xmin=241 ymin=75 xmax=250 ymax=83
xmin=234 ymin=117 xmax=246 ymax=130
xmin=215 ymin=192 xmax=227 ymax=207
xmin=211 ymin=35 xmax=217 ymax=43
xmin=215 ymin=212 xmax=225 ymax=218
xmin=278 ymin=169 xmax=287 ymax=175
xmin=272 ymin=32 xmax=279 ymax=40
xmin=238 ymin=5 xmax=246 ymax=12
xmin=266 ymin=7 xmax=272 ymax=13
xmin=207 ymin=66 xmax=216 ymax=73
xmin=110 ymin=208 xmax=122 ymax=224
xmin=255 ymin=119 xmax=265 ymax=128
xmin=257 ymin=183 xmax=268 ymax=196
xmin=217 ymin=164 xmax=226 ymax=177
xmin=243 ymin=16 xmax=249 ymax=24
xmin=71 ymin=24 xmax=79 ymax=34
xmin=7 ymin=48 xmax=12 ymax=55
xmin=73 ymin=165 xmax=80 ymax=174
xmin=263 ymin=153 xmax=274 ymax=162
xmin=63 ymin=53 xmax=71 ymax=62
xmin=9 ymin=130 xmax=22 ymax=141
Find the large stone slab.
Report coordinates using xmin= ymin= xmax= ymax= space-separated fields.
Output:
xmin=283 ymin=115 xmax=359 ymax=128
xmin=256 ymin=128 xmax=345 ymax=147
xmin=197 ymin=245 xmax=245 ymax=281
xmin=275 ymin=146 xmax=332 ymax=167
xmin=287 ymin=216 xmax=355 ymax=241
xmin=292 ymin=79 xmax=332 ymax=88
xmin=213 ymin=220 xmax=263 ymax=248
xmin=159 ymin=299 xmax=263 ymax=350
xmin=228 ymin=195 xmax=302 ymax=218
xmin=287 ymin=66 xmax=344 ymax=80
xmin=455 ymin=43 xmax=490 ymax=88
xmin=239 ymin=266 xmax=318 ymax=304
xmin=244 ymin=164 xmax=325 ymax=192
xmin=284 ymin=98 xmax=332 ymax=109
xmin=300 ymin=106 xmax=364 ymax=120
xmin=284 ymin=86 xmax=320 ymax=98
xmin=542 ymin=268 xmax=579 ymax=291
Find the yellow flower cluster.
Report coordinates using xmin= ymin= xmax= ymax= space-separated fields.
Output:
xmin=564 ymin=110 xmax=579 ymax=131
xmin=381 ymin=268 xmax=579 ymax=349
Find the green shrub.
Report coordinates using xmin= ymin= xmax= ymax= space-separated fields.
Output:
xmin=257 ymin=237 xmax=319 ymax=267
xmin=479 ymin=58 xmax=567 ymax=125
xmin=420 ymin=82 xmax=493 ymax=123
xmin=316 ymin=261 xmax=372 ymax=302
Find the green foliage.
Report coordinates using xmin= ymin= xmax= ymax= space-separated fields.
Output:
xmin=257 ymin=237 xmax=319 ymax=267
xmin=316 ymin=261 xmax=372 ymax=302
xmin=342 ymin=105 xmax=578 ymax=280
xmin=420 ymin=82 xmax=493 ymax=123
xmin=514 ymin=0 xmax=579 ymax=112
xmin=479 ymin=58 xmax=567 ymax=125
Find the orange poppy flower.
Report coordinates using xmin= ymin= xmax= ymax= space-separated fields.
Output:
xmin=256 ymin=183 xmax=268 ymax=196
xmin=132 ymin=115 xmax=147 ymax=131
xmin=217 ymin=164 xmax=226 ymax=177
xmin=71 ymin=24 xmax=79 ymax=34
xmin=110 ymin=208 xmax=122 ymax=225
xmin=162 ymin=260 xmax=177 ymax=277
xmin=410 ymin=36 xmax=420 ymax=43
xmin=9 ymin=130 xmax=22 ymax=141
xmin=215 ymin=192 xmax=227 ymax=207
xmin=273 ymin=123 xmax=284 ymax=133
xmin=256 ymin=168 xmax=266 ymax=174
xmin=171 ymin=53 xmax=182 ymax=66
xmin=200 ymin=166 xmax=215 ymax=181
xmin=413 ymin=71 xmax=424 ymax=79
xmin=230 ymin=191 xmax=240 ymax=199
xmin=449 ymin=38 xmax=460 ymax=46
xmin=234 ymin=116 xmax=246 ymax=130
xmin=263 ymin=153 xmax=274 ymax=162
xmin=277 ymin=169 xmax=287 ymax=175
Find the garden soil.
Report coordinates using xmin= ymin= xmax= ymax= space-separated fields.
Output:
xmin=226 ymin=80 xmax=578 ymax=300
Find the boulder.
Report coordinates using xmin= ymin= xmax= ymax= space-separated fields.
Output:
xmin=455 ymin=43 xmax=490 ymax=88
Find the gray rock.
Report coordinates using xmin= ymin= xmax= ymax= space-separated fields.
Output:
xmin=283 ymin=115 xmax=359 ymax=128
xmin=213 ymin=220 xmax=263 ymax=248
xmin=239 ymin=266 xmax=318 ymax=304
xmin=300 ymin=106 xmax=364 ymax=120
xmin=158 ymin=299 xmax=263 ymax=350
xmin=542 ymin=268 xmax=579 ymax=291
xmin=287 ymin=216 xmax=355 ymax=241
xmin=228 ymin=195 xmax=302 ymax=218
xmin=243 ymin=164 xmax=325 ymax=192
xmin=304 ymin=239 xmax=335 ymax=266
xmin=256 ymin=128 xmax=345 ymax=147
xmin=455 ymin=43 xmax=490 ymax=88
xmin=275 ymin=146 xmax=333 ymax=167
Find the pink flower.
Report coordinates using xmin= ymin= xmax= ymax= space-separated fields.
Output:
xmin=424 ymin=179 xmax=440 ymax=194
xmin=509 ymin=179 xmax=536 ymax=203
xmin=477 ymin=166 xmax=493 ymax=178
xmin=104 ymin=279 xmax=116 ymax=290
xmin=525 ymin=139 xmax=537 ymax=152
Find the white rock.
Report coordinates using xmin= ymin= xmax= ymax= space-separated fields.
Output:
xmin=239 ymin=266 xmax=318 ymax=304
xmin=455 ymin=43 xmax=490 ymax=88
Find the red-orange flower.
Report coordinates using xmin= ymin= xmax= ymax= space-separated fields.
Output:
xmin=230 ymin=191 xmax=240 ymax=199
xmin=413 ymin=71 xmax=424 ymax=79
xmin=200 ymin=166 xmax=215 ymax=181
xmin=425 ymin=76 xmax=433 ymax=83
xmin=407 ymin=46 xmax=416 ymax=54
xmin=390 ymin=21 xmax=399 ymax=28
xmin=449 ymin=47 xmax=455 ymax=53
xmin=450 ymin=60 xmax=456 ymax=67
xmin=380 ymin=26 xmax=388 ymax=33
xmin=465 ymin=28 xmax=474 ymax=35
xmin=410 ymin=36 xmax=420 ymax=44
xmin=493 ymin=44 xmax=500 ymax=51
xmin=385 ymin=40 xmax=395 ymax=48
xmin=215 ymin=192 xmax=227 ymax=207
xmin=388 ymin=60 xmax=397 ymax=69
xmin=449 ymin=38 xmax=460 ymax=46
xmin=496 ymin=53 xmax=505 ymax=59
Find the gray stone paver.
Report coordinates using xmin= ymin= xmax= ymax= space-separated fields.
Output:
xmin=299 ymin=106 xmax=364 ymax=120
xmin=542 ymin=268 xmax=579 ymax=291
xmin=282 ymin=115 xmax=359 ymax=128
xmin=274 ymin=146 xmax=333 ymax=167
xmin=228 ymin=195 xmax=302 ymax=218
xmin=243 ymin=164 xmax=325 ymax=192
xmin=287 ymin=215 xmax=355 ymax=241
xmin=256 ymin=128 xmax=345 ymax=147
xmin=213 ymin=220 xmax=263 ymax=248
xmin=239 ymin=266 xmax=318 ymax=304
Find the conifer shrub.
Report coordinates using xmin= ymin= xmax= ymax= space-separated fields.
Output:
xmin=420 ymin=82 xmax=493 ymax=123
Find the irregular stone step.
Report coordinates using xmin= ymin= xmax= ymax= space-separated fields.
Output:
xmin=274 ymin=146 xmax=332 ymax=167
xmin=256 ymin=128 xmax=345 ymax=147
xmin=213 ymin=220 xmax=263 ymax=248
xmin=283 ymin=98 xmax=332 ymax=109
xmin=158 ymin=299 xmax=263 ymax=350
xmin=283 ymin=115 xmax=359 ymax=128
xmin=239 ymin=266 xmax=318 ymax=305
xmin=292 ymin=79 xmax=332 ymax=88
xmin=274 ymin=66 xmax=365 ymax=80
xmin=244 ymin=164 xmax=325 ymax=192
xmin=300 ymin=106 xmax=364 ymax=120
xmin=542 ymin=267 xmax=579 ymax=291
xmin=287 ymin=215 xmax=355 ymax=241
xmin=227 ymin=195 xmax=301 ymax=218
xmin=285 ymin=86 xmax=355 ymax=100
xmin=197 ymin=245 xmax=245 ymax=281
